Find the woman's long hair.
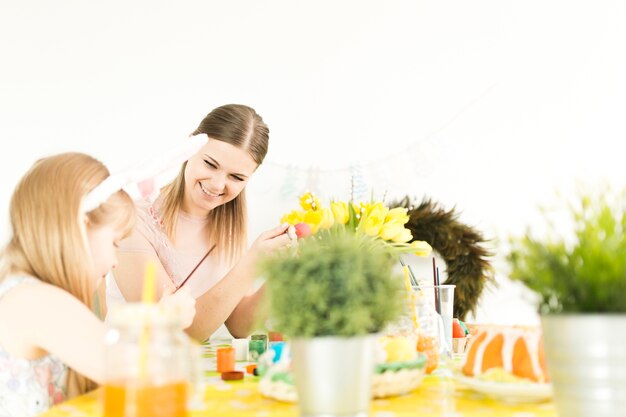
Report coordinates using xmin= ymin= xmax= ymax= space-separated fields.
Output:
xmin=0 ymin=152 xmax=135 ymax=398
xmin=160 ymin=104 xmax=269 ymax=262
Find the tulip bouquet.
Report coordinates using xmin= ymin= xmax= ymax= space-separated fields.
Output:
xmin=280 ymin=192 xmax=432 ymax=257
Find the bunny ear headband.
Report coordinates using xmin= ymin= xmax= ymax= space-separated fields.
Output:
xmin=80 ymin=135 xmax=207 ymax=213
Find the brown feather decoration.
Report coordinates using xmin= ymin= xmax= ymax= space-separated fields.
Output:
xmin=392 ymin=197 xmax=494 ymax=320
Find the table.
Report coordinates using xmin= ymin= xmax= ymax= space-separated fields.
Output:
xmin=39 ymin=374 xmax=557 ymax=417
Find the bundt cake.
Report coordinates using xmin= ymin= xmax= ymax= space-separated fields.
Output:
xmin=461 ymin=326 xmax=549 ymax=383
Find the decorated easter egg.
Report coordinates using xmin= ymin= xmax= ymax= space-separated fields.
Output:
xmin=453 ymin=319 xmax=465 ymax=338
xmin=294 ymin=222 xmax=312 ymax=239
xmin=383 ymin=337 xmax=416 ymax=363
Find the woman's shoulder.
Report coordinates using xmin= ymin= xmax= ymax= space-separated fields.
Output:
xmin=118 ymin=198 xmax=169 ymax=250
xmin=134 ymin=199 xmax=161 ymax=225
xmin=135 ymin=198 xmax=152 ymax=210
xmin=140 ymin=198 xmax=170 ymax=229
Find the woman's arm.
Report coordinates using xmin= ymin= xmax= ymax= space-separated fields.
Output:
xmin=224 ymin=285 xmax=266 ymax=338
xmin=187 ymin=224 xmax=292 ymax=341
xmin=112 ymin=227 xmax=241 ymax=339
xmin=114 ymin=224 xmax=292 ymax=341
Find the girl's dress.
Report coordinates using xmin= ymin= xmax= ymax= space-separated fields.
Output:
xmin=0 ymin=276 xmax=68 ymax=417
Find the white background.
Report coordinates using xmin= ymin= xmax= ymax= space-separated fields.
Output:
xmin=2 ymin=0 xmax=625 ymax=323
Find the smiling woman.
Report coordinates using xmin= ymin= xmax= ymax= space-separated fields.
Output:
xmin=183 ymin=140 xmax=257 ymax=218
xmin=107 ymin=104 xmax=295 ymax=341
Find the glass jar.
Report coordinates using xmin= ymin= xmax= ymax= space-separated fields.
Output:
xmin=103 ymin=304 xmax=194 ymax=417
xmin=412 ymin=289 xmax=441 ymax=374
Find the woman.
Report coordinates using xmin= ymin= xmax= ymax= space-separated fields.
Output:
xmin=108 ymin=104 xmax=293 ymax=341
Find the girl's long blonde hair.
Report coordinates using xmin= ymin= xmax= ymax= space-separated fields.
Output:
xmin=0 ymin=152 xmax=135 ymax=398
xmin=159 ymin=104 xmax=269 ymax=262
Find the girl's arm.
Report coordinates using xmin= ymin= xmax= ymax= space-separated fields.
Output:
xmin=0 ymin=279 xmax=196 ymax=384
xmin=0 ymin=281 xmax=107 ymax=383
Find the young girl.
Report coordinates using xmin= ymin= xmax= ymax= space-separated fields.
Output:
xmin=109 ymin=104 xmax=295 ymax=341
xmin=0 ymin=152 xmax=195 ymax=416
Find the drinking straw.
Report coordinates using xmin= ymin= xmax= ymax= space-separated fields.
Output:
xmin=408 ymin=264 xmax=419 ymax=288
xmin=399 ymin=257 xmax=418 ymax=286
xmin=431 ymin=257 xmax=437 ymax=284
xmin=402 ymin=265 xmax=419 ymax=329
xmin=435 ymin=266 xmax=442 ymax=316
xmin=432 ymin=257 xmax=441 ymax=315
xmin=139 ymin=261 xmax=157 ymax=380
xmin=142 ymin=261 xmax=157 ymax=304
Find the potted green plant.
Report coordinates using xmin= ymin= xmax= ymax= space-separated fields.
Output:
xmin=508 ymin=189 xmax=626 ymax=417
xmin=261 ymin=231 xmax=403 ymax=417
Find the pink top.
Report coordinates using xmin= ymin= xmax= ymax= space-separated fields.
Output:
xmin=107 ymin=200 xmax=230 ymax=304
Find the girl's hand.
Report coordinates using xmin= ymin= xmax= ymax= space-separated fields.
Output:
xmin=250 ymin=223 xmax=296 ymax=255
xmin=159 ymin=286 xmax=196 ymax=329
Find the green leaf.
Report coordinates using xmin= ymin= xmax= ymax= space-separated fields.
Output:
xmin=347 ymin=202 xmax=359 ymax=232
xmin=508 ymin=188 xmax=626 ymax=313
xmin=261 ymin=232 xmax=403 ymax=337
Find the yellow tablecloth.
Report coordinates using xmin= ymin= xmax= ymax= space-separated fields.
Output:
xmin=39 ymin=375 xmax=556 ymax=417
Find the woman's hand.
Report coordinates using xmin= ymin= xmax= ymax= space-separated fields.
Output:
xmin=250 ymin=223 xmax=296 ymax=256
xmin=159 ymin=286 xmax=197 ymax=329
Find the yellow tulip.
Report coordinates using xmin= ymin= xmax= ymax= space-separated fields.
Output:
xmin=411 ymin=240 xmax=432 ymax=257
xmin=351 ymin=202 xmax=363 ymax=220
xmin=379 ymin=220 xmax=407 ymax=241
xmin=371 ymin=203 xmax=389 ymax=219
xmin=303 ymin=210 xmax=323 ymax=234
xmin=331 ymin=201 xmax=350 ymax=224
xmin=319 ymin=207 xmax=335 ymax=229
xmin=281 ymin=210 xmax=305 ymax=225
xmin=299 ymin=192 xmax=321 ymax=211
xmin=385 ymin=207 xmax=410 ymax=225
xmin=357 ymin=202 xmax=373 ymax=216
xmin=360 ymin=203 xmax=388 ymax=237
xmin=361 ymin=216 xmax=384 ymax=236
xmin=391 ymin=228 xmax=413 ymax=243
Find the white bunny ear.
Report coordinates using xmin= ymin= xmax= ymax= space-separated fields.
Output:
xmin=81 ymin=135 xmax=207 ymax=213
xmin=81 ymin=171 xmax=135 ymax=213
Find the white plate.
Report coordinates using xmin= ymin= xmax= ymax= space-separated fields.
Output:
xmin=455 ymin=375 xmax=553 ymax=403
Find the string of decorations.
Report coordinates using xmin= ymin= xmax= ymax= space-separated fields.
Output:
xmin=260 ymin=84 xmax=497 ymax=201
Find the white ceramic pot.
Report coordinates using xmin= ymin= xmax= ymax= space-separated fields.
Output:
xmin=290 ymin=335 xmax=375 ymax=417
xmin=542 ymin=314 xmax=626 ymax=417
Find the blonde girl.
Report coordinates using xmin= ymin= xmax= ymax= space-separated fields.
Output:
xmin=0 ymin=153 xmax=194 ymax=416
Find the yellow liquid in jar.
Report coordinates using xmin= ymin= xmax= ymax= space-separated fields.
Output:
xmin=103 ymin=381 xmax=187 ymax=417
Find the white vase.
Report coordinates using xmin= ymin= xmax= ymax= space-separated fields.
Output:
xmin=541 ymin=314 xmax=626 ymax=417
xmin=290 ymin=335 xmax=375 ymax=417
